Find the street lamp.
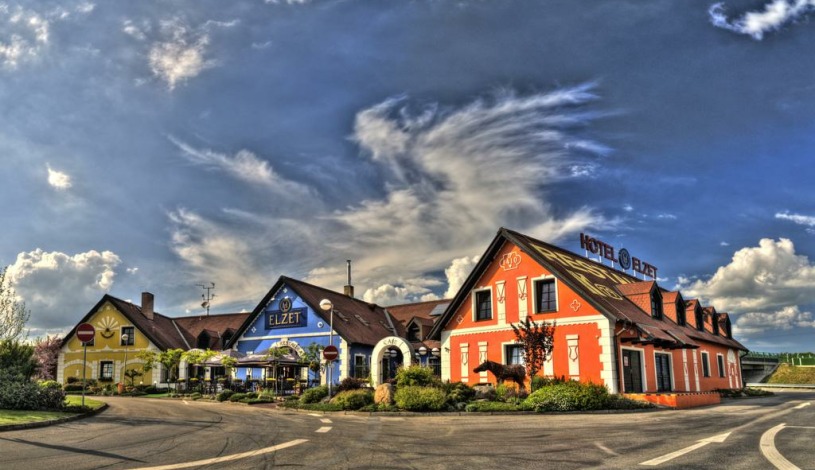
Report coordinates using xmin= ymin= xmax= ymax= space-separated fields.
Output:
xmin=319 ymin=298 xmax=334 ymax=397
xmin=121 ymin=333 xmax=129 ymax=386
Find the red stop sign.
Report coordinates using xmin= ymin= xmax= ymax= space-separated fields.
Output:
xmin=323 ymin=345 xmax=338 ymax=361
xmin=76 ymin=323 xmax=95 ymax=344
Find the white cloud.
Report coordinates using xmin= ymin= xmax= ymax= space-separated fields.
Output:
xmin=733 ymin=306 xmax=815 ymax=336
xmin=656 ymin=213 xmax=677 ymax=220
xmin=362 ymin=283 xmax=439 ymax=306
xmin=6 ymin=248 xmax=121 ymax=331
xmin=709 ymin=1 xmax=815 ymax=40
xmin=444 ymin=256 xmax=480 ymax=298
xmin=46 ymin=164 xmax=72 ymax=190
xmin=169 ymin=136 xmax=315 ymax=198
xmin=776 ymin=211 xmax=815 ymax=234
xmin=169 ymin=85 xmax=611 ymax=308
xmin=148 ymin=20 xmax=214 ymax=89
xmin=0 ymin=3 xmax=94 ymax=68
xmin=265 ymin=0 xmax=312 ymax=4
xmin=679 ymin=238 xmax=815 ymax=312
xmin=623 ymin=204 xmax=634 ymax=212
xmin=720 ymin=241 xmax=730 ymax=247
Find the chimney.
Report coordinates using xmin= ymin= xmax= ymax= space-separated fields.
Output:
xmin=142 ymin=292 xmax=155 ymax=320
xmin=343 ymin=259 xmax=354 ymax=298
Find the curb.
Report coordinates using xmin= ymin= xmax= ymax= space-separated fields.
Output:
xmin=0 ymin=403 xmax=109 ymax=433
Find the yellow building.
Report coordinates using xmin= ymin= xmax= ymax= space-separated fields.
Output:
xmin=58 ymin=292 xmax=246 ymax=386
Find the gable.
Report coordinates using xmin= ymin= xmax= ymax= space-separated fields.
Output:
xmin=61 ymin=300 xmax=158 ymax=353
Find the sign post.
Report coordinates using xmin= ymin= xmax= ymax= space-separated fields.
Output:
xmin=76 ymin=323 xmax=96 ymax=408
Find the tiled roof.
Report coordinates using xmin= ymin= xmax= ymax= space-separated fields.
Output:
xmin=386 ymin=299 xmax=449 ymax=337
xmin=174 ymin=313 xmax=249 ymax=350
xmin=428 ymin=228 xmax=747 ymax=351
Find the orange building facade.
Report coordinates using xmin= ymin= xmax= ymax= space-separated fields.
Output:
xmin=429 ymin=229 xmax=747 ymax=395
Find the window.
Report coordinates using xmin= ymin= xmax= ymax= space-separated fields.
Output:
xmin=712 ymin=314 xmax=720 ymax=335
xmin=197 ymin=331 xmax=210 ymax=349
xmin=99 ymin=361 xmax=114 ymax=381
xmin=695 ymin=308 xmax=704 ymax=331
xmin=505 ymin=345 xmax=524 ymax=365
xmin=353 ymin=355 xmax=369 ymax=379
xmin=717 ymin=354 xmax=725 ymax=378
xmin=676 ymin=300 xmax=686 ymax=326
xmin=121 ymin=326 xmax=135 ymax=346
xmin=407 ymin=323 xmax=421 ymax=342
xmin=650 ymin=290 xmax=663 ymax=319
xmin=534 ymin=278 xmax=557 ymax=313
xmin=701 ymin=352 xmax=710 ymax=377
xmin=474 ymin=289 xmax=492 ymax=321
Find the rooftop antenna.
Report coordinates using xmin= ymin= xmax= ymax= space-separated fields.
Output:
xmin=198 ymin=282 xmax=215 ymax=316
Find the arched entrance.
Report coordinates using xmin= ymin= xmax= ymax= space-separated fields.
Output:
xmin=371 ymin=336 xmax=414 ymax=386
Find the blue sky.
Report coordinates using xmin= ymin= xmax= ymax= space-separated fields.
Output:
xmin=2 ymin=0 xmax=814 ymax=352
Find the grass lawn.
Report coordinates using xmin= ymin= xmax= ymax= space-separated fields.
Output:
xmin=65 ymin=395 xmax=106 ymax=410
xmin=0 ymin=396 xmax=106 ymax=427
xmin=767 ymin=364 xmax=815 ymax=384
xmin=0 ymin=409 xmax=75 ymax=426
xmin=143 ymin=392 xmax=170 ymax=398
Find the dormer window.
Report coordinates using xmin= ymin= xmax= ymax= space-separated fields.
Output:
xmin=197 ymin=331 xmax=210 ymax=349
xmin=695 ymin=307 xmax=704 ymax=331
xmin=650 ymin=289 xmax=663 ymax=320
xmin=712 ymin=314 xmax=720 ymax=335
xmin=407 ymin=323 xmax=421 ymax=342
xmin=676 ymin=299 xmax=686 ymax=326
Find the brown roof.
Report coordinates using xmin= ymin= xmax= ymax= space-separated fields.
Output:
xmin=386 ymin=299 xmax=449 ymax=337
xmin=428 ymin=228 xmax=747 ymax=351
xmin=62 ymin=294 xmax=249 ymax=352
xmin=174 ymin=313 xmax=249 ymax=350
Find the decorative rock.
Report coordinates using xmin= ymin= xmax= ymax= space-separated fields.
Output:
xmin=374 ymin=383 xmax=394 ymax=405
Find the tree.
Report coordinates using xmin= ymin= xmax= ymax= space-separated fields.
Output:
xmin=0 ymin=267 xmax=30 ymax=341
xmin=137 ymin=348 xmax=185 ymax=390
xmin=182 ymin=349 xmax=217 ymax=383
xmin=299 ymin=342 xmax=323 ymax=386
xmin=0 ymin=339 xmax=38 ymax=381
xmin=510 ymin=317 xmax=555 ymax=390
xmin=33 ymin=335 xmax=62 ymax=381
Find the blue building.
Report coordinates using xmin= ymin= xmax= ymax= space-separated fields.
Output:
xmin=226 ymin=276 xmax=442 ymax=391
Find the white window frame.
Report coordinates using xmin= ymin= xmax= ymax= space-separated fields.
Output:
xmin=531 ymin=275 xmax=558 ymax=314
xmin=620 ymin=346 xmax=648 ymax=392
xmin=653 ymin=351 xmax=674 ymax=392
xmin=501 ymin=340 xmax=524 ymax=366
xmin=120 ymin=325 xmax=135 ymax=346
xmin=701 ymin=351 xmax=711 ymax=378
xmin=716 ymin=353 xmax=726 ymax=378
xmin=472 ymin=287 xmax=493 ymax=322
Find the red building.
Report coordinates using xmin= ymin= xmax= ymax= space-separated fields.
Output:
xmin=428 ymin=228 xmax=747 ymax=398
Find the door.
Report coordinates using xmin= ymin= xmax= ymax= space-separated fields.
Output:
xmin=655 ymin=353 xmax=672 ymax=392
xmin=622 ymin=349 xmax=643 ymax=393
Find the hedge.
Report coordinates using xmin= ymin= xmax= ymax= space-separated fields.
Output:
xmin=331 ymin=389 xmax=373 ymax=410
xmin=394 ymin=386 xmax=447 ymax=411
xmin=523 ymin=381 xmax=609 ymax=412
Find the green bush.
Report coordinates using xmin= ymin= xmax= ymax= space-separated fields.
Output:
xmin=337 ymin=377 xmax=367 ymax=392
xmin=63 ymin=384 xmax=85 ymax=392
xmin=395 ymin=366 xmax=440 ymax=387
xmin=523 ymin=381 xmax=609 ymax=412
xmin=280 ymin=401 xmax=343 ymax=412
xmin=465 ymin=401 xmax=521 ymax=412
xmin=216 ymin=390 xmax=234 ymax=402
xmin=189 ymin=392 xmax=203 ymax=400
xmin=442 ymin=381 xmax=475 ymax=405
xmin=0 ymin=373 xmax=66 ymax=411
xmin=394 ymin=386 xmax=447 ymax=411
xmin=229 ymin=392 xmax=248 ymax=402
xmin=744 ymin=387 xmax=773 ymax=397
xmin=300 ymin=385 xmax=328 ymax=404
xmin=331 ymin=389 xmax=373 ymax=410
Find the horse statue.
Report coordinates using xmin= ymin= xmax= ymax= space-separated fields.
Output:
xmin=473 ymin=360 xmax=526 ymax=391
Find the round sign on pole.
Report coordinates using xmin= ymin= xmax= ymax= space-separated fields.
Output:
xmin=323 ymin=345 xmax=338 ymax=361
xmin=76 ymin=323 xmax=96 ymax=344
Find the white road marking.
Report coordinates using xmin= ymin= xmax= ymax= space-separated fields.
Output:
xmin=315 ymin=426 xmax=332 ymax=433
xmin=760 ymin=424 xmax=800 ymax=470
xmin=133 ymin=439 xmax=308 ymax=470
xmin=793 ymin=403 xmax=811 ymax=410
xmin=320 ymin=418 xmax=332 ymax=424
xmin=640 ymin=432 xmax=731 ymax=466
xmin=594 ymin=442 xmax=620 ymax=456
xmin=784 ymin=426 xmax=815 ymax=429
